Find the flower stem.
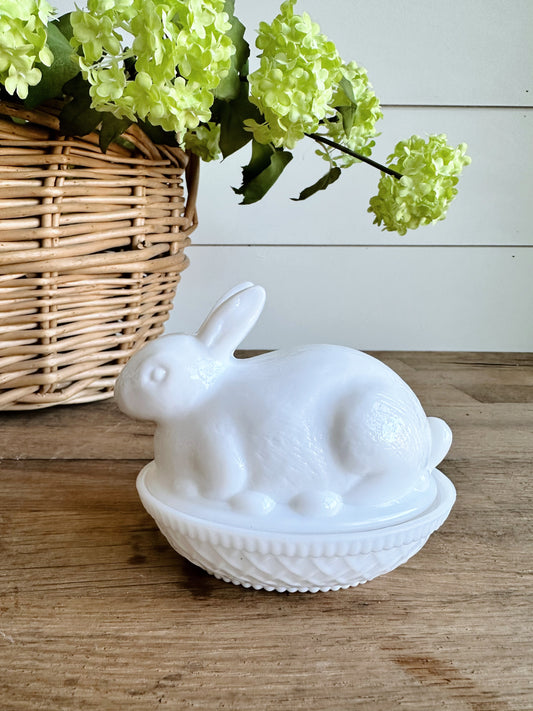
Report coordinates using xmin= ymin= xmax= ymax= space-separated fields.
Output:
xmin=305 ymin=132 xmax=403 ymax=179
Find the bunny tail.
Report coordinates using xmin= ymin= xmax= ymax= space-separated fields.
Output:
xmin=427 ymin=417 xmax=453 ymax=469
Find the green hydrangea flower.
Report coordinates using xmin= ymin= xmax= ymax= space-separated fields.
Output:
xmin=70 ymin=10 xmax=122 ymax=65
xmin=318 ymin=61 xmax=383 ymax=167
xmin=87 ymin=56 xmax=126 ymax=102
xmin=368 ymin=134 xmax=471 ymax=235
xmin=0 ymin=0 xmax=54 ymax=99
xmin=247 ymin=0 xmax=343 ymax=149
xmin=183 ymin=121 xmax=221 ymax=161
xmin=70 ymin=0 xmax=235 ymax=136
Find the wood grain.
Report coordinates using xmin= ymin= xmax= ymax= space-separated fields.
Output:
xmin=0 ymin=352 xmax=531 ymax=710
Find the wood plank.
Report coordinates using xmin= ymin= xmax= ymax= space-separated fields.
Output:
xmin=0 ymin=400 xmax=154 ymax=460
xmin=0 ymin=454 xmax=531 ymax=710
xmin=374 ymin=352 xmax=533 ymax=405
xmin=1 ymin=354 xmax=532 ymax=709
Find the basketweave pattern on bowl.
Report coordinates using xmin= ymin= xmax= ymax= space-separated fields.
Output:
xmin=137 ymin=464 xmax=456 ymax=593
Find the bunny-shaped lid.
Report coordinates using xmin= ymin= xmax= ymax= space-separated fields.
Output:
xmin=118 ymin=282 xmax=453 ymax=534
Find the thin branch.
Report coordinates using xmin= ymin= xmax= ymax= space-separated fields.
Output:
xmin=306 ymin=132 xmax=403 ymax=180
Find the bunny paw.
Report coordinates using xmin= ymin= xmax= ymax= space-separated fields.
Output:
xmin=229 ymin=491 xmax=276 ymax=516
xmin=290 ymin=491 xmax=343 ymax=518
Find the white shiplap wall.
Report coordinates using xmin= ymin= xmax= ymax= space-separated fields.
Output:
xmin=167 ymin=0 xmax=533 ymax=351
xmin=52 ymin=0 xmax=533 ymax=349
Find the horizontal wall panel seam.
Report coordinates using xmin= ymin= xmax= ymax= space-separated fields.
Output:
xmin=191 ymin=244 xmax=533 ymax=250
xmin=381 ymin=105 xmax=533 ymax=110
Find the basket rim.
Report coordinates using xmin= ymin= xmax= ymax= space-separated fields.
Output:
xmin=0 ymin=99 xmax=190 ymax=165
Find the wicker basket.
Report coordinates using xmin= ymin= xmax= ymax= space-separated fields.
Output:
xmin=0 ymin=101 xmax=199 ymax=409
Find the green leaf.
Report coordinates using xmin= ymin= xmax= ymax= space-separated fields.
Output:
xmin=53 ymin=13 xmax=74 ymax=43
xmin=223 ymin=0 xmax=235 ymax=15
xmin=241 ymin=141 xmax=276 ymax=183
xmin=59 ymin=75 xmax=101 ymax=137
xmin=338 ymin=104 xmax=357 ymax=136
xmin=25 ymin=22 xmax=80 ymax=109
xmin=216 ymin=79 xmax=262 ymax=158
xmin=291 ymin=166 xmax=342 ymax=201
xmin=99 ymin=114 xmax=132 ymax=153
xmin=338 ymin=76 xmax=356 ymax=105
xmin=214 ymin=1 xmax=250 ymax=101
xmin=334 ymin=76 xmax=359 ymax=136
xmin=233 ymin=141 xmax=293 ymax=204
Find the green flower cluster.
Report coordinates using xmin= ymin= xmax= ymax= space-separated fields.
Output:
xmin=0 ymin=0 xmax=54 ymax=99
xmin=246 ymin=0 xmax=343 ymax=149
xmin=70 ymin=0 xmax=235 ymax=135
xmin=0 ymin=1 xmax=471 ymax=230
xmin=368 ymin=134 xmax=471 ymax=235
xmin=319 ymin=62 xmax=383 ymax=167
xmin=183 ymin=121 xmax=221 ymax=162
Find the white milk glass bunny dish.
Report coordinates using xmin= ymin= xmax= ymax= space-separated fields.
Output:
xmin=116 ymin=283 xmax=456 ymax=592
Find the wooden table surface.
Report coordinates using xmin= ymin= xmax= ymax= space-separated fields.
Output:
xmin=1 ymin=352 xmax=531 ymax=710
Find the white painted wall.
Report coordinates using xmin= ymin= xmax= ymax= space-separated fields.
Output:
xmin=52 ymin=0 xmax=533 ymax=349
xmin=167 ymin=0 xmax=533 ymax=351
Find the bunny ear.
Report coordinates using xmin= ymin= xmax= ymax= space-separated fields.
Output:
xmin=202 ymin=282 xmax=256 ymax=322
xmin=197 ymin=284 xmax=266 ymax=357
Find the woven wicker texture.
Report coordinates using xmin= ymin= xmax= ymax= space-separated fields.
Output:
xmin=0 ymin=101 xmax=199 ymax=409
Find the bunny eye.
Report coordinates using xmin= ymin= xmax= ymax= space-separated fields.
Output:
xmin=146 ymin=365 xmax=168 ymax=384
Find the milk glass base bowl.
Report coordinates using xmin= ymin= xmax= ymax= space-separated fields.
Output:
xmin=117 ymin=284 xmax=457 ymax=593
xmin=137 ymin=463 xmax=456 ymax=593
